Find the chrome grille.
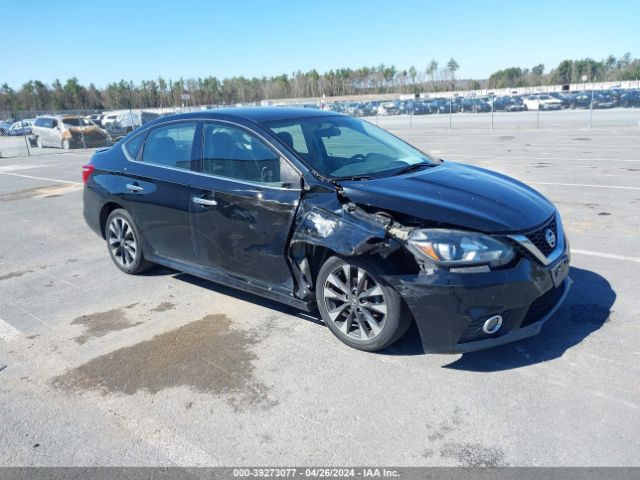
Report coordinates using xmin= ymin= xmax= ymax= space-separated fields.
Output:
xmin=525 ymin=216 xmax=558 ymax=257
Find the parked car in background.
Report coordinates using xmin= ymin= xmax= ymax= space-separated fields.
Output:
xmin=377 ymin=101 xmax=400 ymax=115
xmin=104 ymin=111 xmax=161 ymax=140
xmin=411 ymin=100 xmax=431 ymax=115
xmin=347 ymin=103 xmax=375 ymax=117
xmin=31 ymin=115 xmax=112 ymax=149
xmin=523 ymin=95 xmax=562 ymax=111
xmin=591 ymin=92 xmax=616 ymax=108
xmin=460 ymin=98 xmax=491 ymax=113
xmin=1 ymin=120 xmax=14 ymax=135
xmin=428 ymin=98 xmax=460 ymax=114
xmin=569 ymin=91 xmax=615 ymax=109
xmin=326 ymin=103 xmax=346 ymax=113
xmin=101 ymin=112 xmax=119 ymax=127
xmin=87 ymin=113 xmax=104 ymax=127
xmin=620 ymin=89 xmax=640 ymax=108
xmin=7 ymin=119 xmax=34 ymax=136
xmin=493 ymin=96 xmax=526 ymax=112
xmin=547 ymin=92 xmax=573 ymax=108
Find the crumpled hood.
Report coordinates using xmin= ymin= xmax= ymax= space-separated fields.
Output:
xmin=339 ymin=161 xmax=555 ymax=233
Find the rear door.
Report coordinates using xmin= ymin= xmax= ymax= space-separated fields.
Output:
xmin=121 ymin=121 xmax=201 ymax=263
xmin=189 ymin=121 xmax=302 ymax=288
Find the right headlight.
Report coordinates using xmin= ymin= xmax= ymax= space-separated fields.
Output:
xmin=407 ymin=229 xmax=515 ymax=271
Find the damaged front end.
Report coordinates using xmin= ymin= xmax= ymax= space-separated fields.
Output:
xmin=286 ymin=187 xmax=416 ymax=301
xmin=285 ymin=185 xmax=571 ymax=354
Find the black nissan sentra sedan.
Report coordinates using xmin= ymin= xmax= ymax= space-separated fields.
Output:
xmin=82 ymin=108 xmax=571 ymax=353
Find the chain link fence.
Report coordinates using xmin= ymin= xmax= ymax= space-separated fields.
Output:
xmin=0 ymin=106 xmax=187 ymax=158
xmin=2 ymin=83 xmax=640 ymax=159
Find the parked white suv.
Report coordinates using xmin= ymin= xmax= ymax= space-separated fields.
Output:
xmin=523 ymin=95 xmax=562 ymax=111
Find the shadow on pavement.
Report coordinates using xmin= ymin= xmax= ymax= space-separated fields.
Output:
xmin=171 ymin=271 xmax=324 ymax=326
xmin=155 ymin=266 xmax=613 ymax=364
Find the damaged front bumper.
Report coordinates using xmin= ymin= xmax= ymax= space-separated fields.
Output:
xmin=382 ymin=255 xmax=572 ymax=354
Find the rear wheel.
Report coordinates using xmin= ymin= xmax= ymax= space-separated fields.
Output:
xmin=105 ymin=209 xmax=152 ymax=274
xmin=316 ymin=256 xmax=412 ymax=352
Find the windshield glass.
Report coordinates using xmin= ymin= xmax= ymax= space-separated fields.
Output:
xmin=264 ymin=115 xmax=438 ymax=179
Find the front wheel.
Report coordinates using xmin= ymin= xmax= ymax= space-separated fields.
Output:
xmin=316 ymin=256 xmax=412 ymax=352
xmin=105 ymin=209 xmax=152 ymax=274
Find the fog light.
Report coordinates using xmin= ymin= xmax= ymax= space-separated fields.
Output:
xmin=482 ymin=315 xmax=503 ymax=334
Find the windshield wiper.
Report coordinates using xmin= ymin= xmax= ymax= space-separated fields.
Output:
xmin=330 ymin=174 xmax=375 ymax=182
xmin=392 ymin=162 xmax=436 ymax=176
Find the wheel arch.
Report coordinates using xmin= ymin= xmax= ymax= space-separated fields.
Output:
xmin=99 ymin=201 xmax=124 ymax=238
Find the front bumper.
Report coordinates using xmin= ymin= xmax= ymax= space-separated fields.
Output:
xmin=383 ymin=253 xmax=571 ymax=354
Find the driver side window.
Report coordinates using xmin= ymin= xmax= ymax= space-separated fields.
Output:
xmin=202 ymin=123 xmax=290 ymax=185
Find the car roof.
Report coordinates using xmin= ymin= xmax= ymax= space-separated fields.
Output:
xmin=158 ymin=107 xmax=342 ymax=124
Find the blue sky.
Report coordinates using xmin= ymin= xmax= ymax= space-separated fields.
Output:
xmin=1 ymin=0 xmax=638 ymax=88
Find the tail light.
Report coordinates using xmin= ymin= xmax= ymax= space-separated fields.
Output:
xmin=82 ymin=164 xmax=95 ymax=184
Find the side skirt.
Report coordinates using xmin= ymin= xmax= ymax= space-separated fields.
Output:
xmin=147 ymin=254 xmax=315 ymax=312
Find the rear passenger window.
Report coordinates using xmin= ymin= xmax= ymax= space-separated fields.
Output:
xmin=202 ymin=123 xmax=281 ymax=184
xmin=124 ymin=133 xmax=146 ymax=159
xmin=142 ymin=123 xmax=197 ymax=170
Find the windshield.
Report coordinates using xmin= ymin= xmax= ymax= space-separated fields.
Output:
xmin=264 ymin=115 xmax=439 ymax=179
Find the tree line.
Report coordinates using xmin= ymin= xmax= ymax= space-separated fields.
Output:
xmin=1 ymin=53 xmax=638 ymax=114
xmin=487 ymin=53 xmax=638 ymax=89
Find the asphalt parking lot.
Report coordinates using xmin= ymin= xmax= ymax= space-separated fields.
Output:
xmin=1 ymin=114 xmax=639 ymax=466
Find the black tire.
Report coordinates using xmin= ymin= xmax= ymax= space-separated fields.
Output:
xmin=105 ymin=209 xmax=153 ymax=275
xmin=316 ymin=256 xmax=413 ymax=352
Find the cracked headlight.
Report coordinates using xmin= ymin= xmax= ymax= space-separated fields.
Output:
xmin=408 ymin=229 xmax=515 ymax=271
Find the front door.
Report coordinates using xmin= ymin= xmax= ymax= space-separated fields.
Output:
xmin=189 ymin=121 xmax=301 ymax=288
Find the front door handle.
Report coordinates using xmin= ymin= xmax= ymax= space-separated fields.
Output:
xmin=192 ymin=196 xmax=218 ymax=206
xmin=126 ymin=183 xmax=144 ymax=192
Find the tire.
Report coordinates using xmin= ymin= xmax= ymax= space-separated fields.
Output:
xmin=316 ymin=256 xmax=412 ymax=352
xmin=105 ymin=209 xmax=153 ymax=275
xmin=36 ymin=136 xmax=43 ymax=148
xmin=62 ymin=139 xmax=70 ymax=150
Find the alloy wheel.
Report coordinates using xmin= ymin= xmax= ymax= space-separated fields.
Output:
xmin=108 ymin=216 xmax=138 ymax=268
xmin=322 ymin=264 xmax=387 ymax=340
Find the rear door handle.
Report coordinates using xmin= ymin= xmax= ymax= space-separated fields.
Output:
xmin=126 ymin=183 xmax=144 ymax=192
xmin=192 ymin=196 xmax=218 ymax=206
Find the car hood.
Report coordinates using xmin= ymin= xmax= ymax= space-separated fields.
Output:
xmin=339 ymin=161 xmax=555 ymax=233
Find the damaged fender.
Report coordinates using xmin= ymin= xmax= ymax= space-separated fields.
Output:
xmin=287 ymin=195 xmax=411 ymax=300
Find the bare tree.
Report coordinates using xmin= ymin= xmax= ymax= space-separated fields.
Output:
xmin=426 ymin=59 xmax=438 ymax=90
xmin=447 ymin=58 xmax=459 ymax=90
